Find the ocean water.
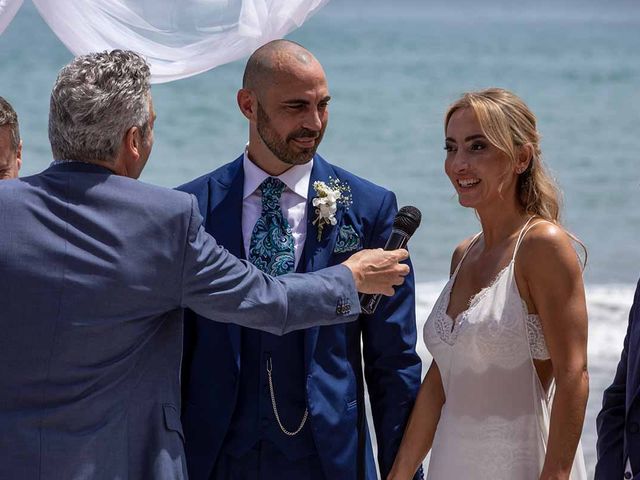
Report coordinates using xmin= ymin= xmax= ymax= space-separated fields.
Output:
xmin=1 ymin=0 xmax=640 ymax=476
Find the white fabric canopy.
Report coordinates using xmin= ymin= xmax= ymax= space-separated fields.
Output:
xmin=1 ymin=0 xmax=329 ymax=83
xmin=0 ymin=0 xmax=23 ymax=35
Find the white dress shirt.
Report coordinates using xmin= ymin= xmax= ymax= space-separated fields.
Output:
xmin=242 ymin=151 xmax=313 ymax=269
xmin=625 ymin=458 xmax=633 ymax=479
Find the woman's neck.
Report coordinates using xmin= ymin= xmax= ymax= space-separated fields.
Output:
xmin=476 ymin=202 xmax=531 ymax=249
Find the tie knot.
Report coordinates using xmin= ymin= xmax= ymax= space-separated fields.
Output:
xmin=260 ymin=177 xmax=286 ymax=212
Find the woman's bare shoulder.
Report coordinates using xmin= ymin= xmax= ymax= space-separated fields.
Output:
xmin=450 ymin=235 xmax=478 ymax=276
xmin=518 ymin=220 xmax=582 ymax=278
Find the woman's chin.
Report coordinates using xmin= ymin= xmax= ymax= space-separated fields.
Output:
xmin=457 ymin=195 xmax=479 ymax=209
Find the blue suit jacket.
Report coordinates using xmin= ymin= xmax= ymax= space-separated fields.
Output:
xmin=179 ymin=155 xmax=423 ymax=480
xmin=0 ymin=162 xmax=360 ymax=480
xmin=596 ymin=280 xmax=640 ymax=479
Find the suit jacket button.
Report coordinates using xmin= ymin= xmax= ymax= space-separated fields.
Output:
xmin=630 ymin=422 xmax=640 ymax=434
xmin=625 ymin=472 xmax=632 ymax=479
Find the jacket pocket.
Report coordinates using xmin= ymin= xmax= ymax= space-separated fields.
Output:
xmin=163 ymin=403 xmax=185 ymax=443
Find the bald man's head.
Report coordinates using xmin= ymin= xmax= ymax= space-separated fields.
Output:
xmin=242 ymin=40 xmax=320 ymax=94
xmin=237 ymin=40 xmax=330 ymax=173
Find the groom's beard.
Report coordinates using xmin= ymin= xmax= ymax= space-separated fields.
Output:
xmin=256 ymin=102 xmax=325 ymax=166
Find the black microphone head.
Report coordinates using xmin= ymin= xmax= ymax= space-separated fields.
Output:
xmin=393 ymin=206 xmax=422 ymax=236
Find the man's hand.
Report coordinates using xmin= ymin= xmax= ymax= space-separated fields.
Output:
xmin=342 ymin=248 xmax=410 ymax=296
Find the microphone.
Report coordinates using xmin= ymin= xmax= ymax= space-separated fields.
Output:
xmin=359 ymin=206 xmax=422 ymax=315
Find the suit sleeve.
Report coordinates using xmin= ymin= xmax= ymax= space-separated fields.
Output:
xmin=361 ymin=191 xmax=423 ymax=479
xmin=595 ymin=280 xmax=640 ymax=479
xmin=180 ymin=196 xmax=361 ymax=335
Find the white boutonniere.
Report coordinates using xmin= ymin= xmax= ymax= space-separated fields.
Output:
xmin=312 ymin=177 xmax=352 ymax=241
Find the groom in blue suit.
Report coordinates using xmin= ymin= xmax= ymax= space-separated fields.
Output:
xmin=596 ymin=280 xmax=640 ymax=479
xmin=179 ymin=41 xmax=422 ymax=479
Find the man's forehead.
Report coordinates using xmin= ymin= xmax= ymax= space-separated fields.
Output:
xmin=270 ymin=48 xmax=313 ymax=69
xmin=268 ymin=58 xmax=327 ymax=86
xmin=265 ymin=78 xmax=329 ymax=104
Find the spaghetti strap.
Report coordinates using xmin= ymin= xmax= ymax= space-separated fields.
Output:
xmin=512 ymin=217 xmax=553 ymax=261
xmin=452 ymin=232 xmax=482 ymax=277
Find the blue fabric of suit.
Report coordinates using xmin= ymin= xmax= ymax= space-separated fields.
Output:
xmin=179 ymin=154 xmax=423 ymax=480
xmin=0 ymin=162 xmax=360 ymax=480
xmin=596 ymin=279 xmax=640 ymax=479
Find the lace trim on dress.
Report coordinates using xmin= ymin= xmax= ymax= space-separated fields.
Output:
xmin=433 ymin=266 xmax=551 ymax=359
xmin=436 ymin=263 xmax=512 ymax=346
xmin=435 ymin=219 xmax=552 ymax=358
xmin=522 ymin=300 xmax=551 ymax=360
xmin=434 ymin=310 xmax=459 ymax=346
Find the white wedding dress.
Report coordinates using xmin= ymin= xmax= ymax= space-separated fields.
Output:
xmin=423 ymin=219 xmax=587 ymax=479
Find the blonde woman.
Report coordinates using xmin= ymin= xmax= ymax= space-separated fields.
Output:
xmin=389 ymin=89 xmax=588 ymax=480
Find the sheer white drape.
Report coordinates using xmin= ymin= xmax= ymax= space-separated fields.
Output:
xmin=0 ymin=0 xmax=23 ymax=35
xmin=1 ymin=0 xmax=329 ymax=83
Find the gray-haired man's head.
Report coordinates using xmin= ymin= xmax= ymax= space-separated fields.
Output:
xmin=48 ymin=50 xmax=153 ymax=168
xmin=0 ymin=96 xmax=22 ymax=179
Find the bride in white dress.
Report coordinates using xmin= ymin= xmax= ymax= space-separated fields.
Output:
xmin=388 ymin=89 xmax=588 ymax=480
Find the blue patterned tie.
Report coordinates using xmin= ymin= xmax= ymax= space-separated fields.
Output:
xmin=248 ymin=177 xmax=295 ymax=276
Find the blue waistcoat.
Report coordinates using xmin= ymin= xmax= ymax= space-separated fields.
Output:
xmin=223 ymin=328 xmax=315 ymax=460
xmin=223 ymin=210 xmax=315 ymax=460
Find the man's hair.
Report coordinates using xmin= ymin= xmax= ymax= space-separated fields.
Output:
xmin=48 ymin=50 xmax=151 ymax=163
xmin=0 ymin=96 xmax=20 ymax=152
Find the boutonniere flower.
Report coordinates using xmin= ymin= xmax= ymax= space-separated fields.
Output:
xmin=312 ymin=177 xmax=352 ymax=241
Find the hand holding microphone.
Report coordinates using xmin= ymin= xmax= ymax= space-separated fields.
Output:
xmin=342 ymin=248 xmax=411 ymax=297
xmin=359 ymin=206 xmax=422 ymax=314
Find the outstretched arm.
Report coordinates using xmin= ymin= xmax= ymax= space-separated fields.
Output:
xmin=181 ymin=195 xmax=409 ymax=334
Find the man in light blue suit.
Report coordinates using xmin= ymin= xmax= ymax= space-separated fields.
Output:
xmin=179 ymin=41 xmax=423 ymax=480
xmin=0 ymin=50 xmax=410 ymax=480
xmin=596 ymin=280 xmax=640 ymax=479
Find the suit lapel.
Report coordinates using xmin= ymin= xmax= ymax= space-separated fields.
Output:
xmin=207 ymin=156 xmax=244 ymax=370
xmin=303 ymin=157 xmax=345 ymax=367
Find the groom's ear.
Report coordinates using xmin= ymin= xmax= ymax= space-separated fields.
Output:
xmin=237 ymin=88 xmax=257 ymax=120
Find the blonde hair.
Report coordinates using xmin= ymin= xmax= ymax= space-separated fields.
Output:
xmin=445 ymin=88 xmax=587 ymax=263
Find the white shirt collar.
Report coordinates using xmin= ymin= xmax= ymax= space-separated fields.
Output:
xmin=242 ymin=149 xmax=313 ymax=200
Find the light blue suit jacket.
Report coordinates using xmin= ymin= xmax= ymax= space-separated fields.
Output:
xmin=0 ymin=162 xmax=360 ymax=480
